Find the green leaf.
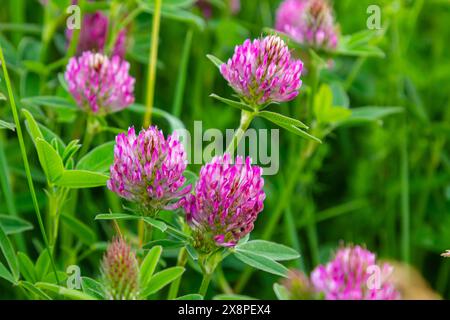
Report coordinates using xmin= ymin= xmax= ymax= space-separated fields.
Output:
xmin=141 ymin=267 xmax=185 ymax=297
xmin=95 ymin=213 xmax=139 ymax=221
xmin=35 ymin=249 xmax=50 ymax=280
xmin=55 ymin=170 xmax=109 ymax=188
xmin=142 ymin=217 xmax=167 ymax=232
xmin=275 ymin=122 xmax=322 ymax=143
xmin=213 ymin=294 xmax=257 ymax=300
xmin=81 ymin=277 xmax=105 ymax=299
xmin=61 ymin=213 xmax=97 ymax=245
xmin=22 ymin=108 xmax=44 ymax=144
xmin=206 ymin=54 xmax=224 ymax=69
xmin=143 ymin=239 xmax=185 ymax=249
xmin=36 ymin=282 xmax=97 ymax=300
xmin=140 ymin=245 xmax=162 ymax=288
xmin=209 ymin=94 xmax=254 ymax=112
xmin=340 ymin=106 xmax=403 ymax=126
xmin=335 ymin=30 xmax=385 ymax=58
xmin=142 ymin=3 xmax=205 ymax=30
xmin=258 ymin=111 xmax=308 ymax=129
xmin=19 ymin=281 xmax=52 ymax=300
xmin=17 ymin=252 xmax=37 ymax=283
xmin=235 ymin=240 xmax=300 ymax=261
xmin=234 ymin=251 xmax=289 ymax=278
xmin=21 ymin=96 xmax=78 ymax=111
xmin=76 ymin=141 xmax=115 ymax=172
xmin=0 ymin=119 xmax=15 ymax=131
xmin=0 ymin=214 xmax=33 ymax=235
xmin=0 ymin=262 xmax=16 ymax=284
xmin=314 ymin=84 xmax=351 ymax=124
xmin=175 ymin=294 xmax=204 ymax=300
xmin=185 ymin=244 xmax=198 ymax=261
xmin=35 ymin=138 xmax=64 ymax=183
xmin=273 ymin=283 xmax=290 ymax=300
xmin=0 ymin=224 xmax=19 ymax=282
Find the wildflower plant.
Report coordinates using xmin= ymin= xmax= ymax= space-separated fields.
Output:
xmin=0 ymin=0 xmax=445 ymax=304
xmin=208 ymin=35 xmax=321 ymax=152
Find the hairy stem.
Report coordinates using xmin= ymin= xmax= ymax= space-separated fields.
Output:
xmin=167 ymin=247 xmax=188 ymax=299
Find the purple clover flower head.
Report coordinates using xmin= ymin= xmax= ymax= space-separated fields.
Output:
xmin=220 ymin=35 xmax=303 ymax=107
xmin=66 ymin=12 xmax=108 ymax=55
xmin=65 ymin=6 xmax=127 ymax=59
xmin=182 ymin=153 xmax=265 ymax=253
xmin=311 ymin=245 xmax=400 ymax=300
xmin=65 ymin=51 xmax=135 ymax=114
xmin=107 ymin=126 xmax=191 ymax=215
xmin=275 ymin=0 xmax=339 ymax=50
xmin=101 ymin=237 xmax=139 ymax=300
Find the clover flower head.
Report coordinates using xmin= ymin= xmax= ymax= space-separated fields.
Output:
xmin=219 ymin=35 xmax=303 ymax=107
xmin=66 ymin=5 xmax=127 ymax=58
xmin=182 ymin=153 xmax=265 ymax=252
xmin=101 ymin=237 xmax=139 ymax=300
xmin=275 ymin=0 xmax=339 ymax=49
xmin=311 ymin=245 xmax=400 ymax=300
xmin=65 ymin=51 xmax=135 ymax=114
xmin=107 ymin=126 xmax=190 ymax=215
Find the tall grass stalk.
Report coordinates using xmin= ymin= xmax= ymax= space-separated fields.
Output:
xmin=0 ymin=45 xmax=59 ymax=283
xmin=143 ymin=0 xmax=162 ymax=127
xmin=172 ymin=28 xmax=193 ymax=117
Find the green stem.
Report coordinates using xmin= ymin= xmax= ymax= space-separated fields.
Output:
xmin=225 ymin=110 xmax=256 ymax=155
xmin=0 ymin=138 xmax=26 ymax=251
xmin=78 ymin=115 xmax=96 ymax=159
xmin=167 ymin=247 xmax=188 ymax=299
xmin=172 ymin=28 xmax=193 ymax=117
xmin=198 ymin=272 xmax=212 ymax=297
xmin=400 ymin=115 xmax=410 ymax=263
xmin=0 ymin=45 xmax=59 ymax=284
xmin=143 ymin=0 xmax=162 ymax=127
xmin=216 ymin=265 xmax=233 ymax=294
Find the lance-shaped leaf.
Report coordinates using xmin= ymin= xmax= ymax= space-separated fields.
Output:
xmin=210 ymin=94 xmax=254 ymax=112
xmin=258 ymin=111 xmax=308 ymax=129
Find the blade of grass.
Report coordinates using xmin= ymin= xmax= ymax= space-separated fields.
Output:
xmin=0 ymin=45 xmax=59 ymax=283
xmin=172 ymin=28 xmax=193 ymax=117
xmin=144 ymin=0 xmax=162 ymax=127
xmin=0 ymin=139 xmax=26 ymax=251
xmin=283 ymin=205 xmax=303 ymax=270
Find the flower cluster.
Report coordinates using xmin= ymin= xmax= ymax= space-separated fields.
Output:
xmin=66 ymin=6 xmax=126 ymax=57
xmin=182 ymin=154 xmax=265 ymax=252
xmin=101 ymin=237 xmax=139 ymax=300
xmin=107 ymin=126 xmax=190 ymax=215
xmin=220 ymin=35 xmax=303 ymax=107
xmin=311 ymin=245 xmax=400 ymax=300
xmin=65 ymin=51 xmax=135 ymax=114
xmin=275 ymin=0 xmax=339 ymax=50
